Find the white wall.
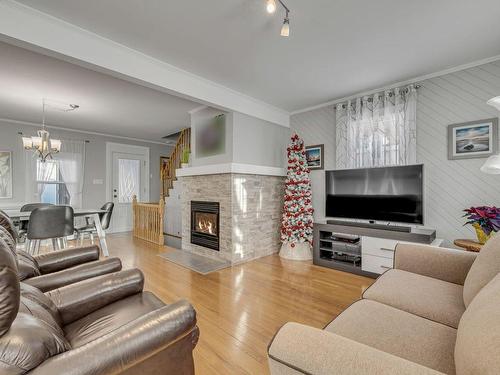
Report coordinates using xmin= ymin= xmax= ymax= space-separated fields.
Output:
xmin=232 ymin=112 xmax=289 ymax=168
xmin=190 ymin=108 xmax=288 ymax=168
xmin=0 ymin=120 xmax=171 ymax=209
xmin=291 ymin=60 xmax=500 ymax=241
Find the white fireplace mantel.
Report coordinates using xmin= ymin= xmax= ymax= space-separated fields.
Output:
xmin=176 ymin=163 xmax=286 ymax=177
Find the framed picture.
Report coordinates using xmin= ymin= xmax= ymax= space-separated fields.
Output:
xmin=305 ymin=144 xmax=324 ymax=170
xmin=0 ymin=151 xmax=12 ymax=199
xmin=448 ymin=118 xmax=498 ymax=160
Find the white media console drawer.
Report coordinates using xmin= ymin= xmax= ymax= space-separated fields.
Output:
xmin=362 ymin=254 xmax=393 ymax=274
xmin=361 ymin=236 xmax=399 ymax=259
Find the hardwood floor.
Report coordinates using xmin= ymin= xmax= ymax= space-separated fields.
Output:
xmin=103 ymin=233 xmax=374 ymax=375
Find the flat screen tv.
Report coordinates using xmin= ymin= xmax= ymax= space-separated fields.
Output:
xmin=325 ymin=164 xmax=423 ymax=225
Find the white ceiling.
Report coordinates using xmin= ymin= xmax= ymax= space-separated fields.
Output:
xmin=14 ymin=0 xmax=500 ymax=112
xmin=0 ymin=41 xmax=201 ymax=142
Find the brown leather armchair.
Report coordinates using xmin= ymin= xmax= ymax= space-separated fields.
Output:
xmin=0 ymin=210 xmax=122 ymax=292
xmin=0 ymin=236 xmax=199 ymax=375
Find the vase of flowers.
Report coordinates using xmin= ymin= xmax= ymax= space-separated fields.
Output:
xmin=463 ymin=206 xmax=500 ymax=244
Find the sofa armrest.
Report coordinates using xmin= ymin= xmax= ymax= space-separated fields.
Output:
xmin=268 ymin=323 xmax=444 ymax=375
xmin=24 ymin=257 xmax=122 ymax=293
xmin=35 ymin=245 xmax=100 ymax=274
xmin=28 ymin=300 xmax=198 ymax=375
xmin=394 ymin=243 xmax=477 ymax=285
xmin=46 ymin=268 xmax=144 ymax=325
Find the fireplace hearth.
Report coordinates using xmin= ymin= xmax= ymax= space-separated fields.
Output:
xmin=191 ymin=201 xmax=220 ymax=251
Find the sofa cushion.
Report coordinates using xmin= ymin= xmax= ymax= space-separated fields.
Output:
xmin=0 ymin=236 xmax=20 ymax=337
xmin=64 ymin=291 xmax=165 ymax=348
xmin=0 ymin=313 xmax=70 ymax=374
xmin=455 ymin=273 xmax=500 ymax=375
xmin=17 ymin=250 xmax=41 ymax=280
xmin=325 ymin=299 xmax=456 ymax=374
xmin=463 ymin=233 xmax=500 ymax=307
xmin=363 ymin=269 xmax=465 ymax=328
xmin=20 ymin=283 xmax=62 ymax=332
xmin=0 ymin=210 xmax=17 ymax=240
xmin=0 ymin=225 xmax=17 ymax=257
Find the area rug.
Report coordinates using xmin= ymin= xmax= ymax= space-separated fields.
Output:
xmin=159 ymin=249 xmax=231 ymax=275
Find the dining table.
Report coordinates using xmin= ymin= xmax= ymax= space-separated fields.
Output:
xmin=2 ymin=208 xmax=110 ymax=257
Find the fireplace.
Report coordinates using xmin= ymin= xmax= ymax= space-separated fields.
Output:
xmin=191 ymin=201 xmax=220 ymax=251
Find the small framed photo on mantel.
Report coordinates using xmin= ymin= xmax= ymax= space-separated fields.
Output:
xmin=447 ymin=118 xmax=498 ymax=160
xmin=305 ymin=144 xmax=324 ymax=170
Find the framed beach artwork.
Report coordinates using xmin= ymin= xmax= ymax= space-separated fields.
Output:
xmin=305 ymin=144 xmax=324 ymax=170
xmin=0 ymin=151 xmax=12 ymax=199
xmin=448 ymin=118 xmax=498 ymax=160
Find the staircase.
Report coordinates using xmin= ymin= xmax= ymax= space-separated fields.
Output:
xmin=161 ymin=127 xmax=191 ymax=199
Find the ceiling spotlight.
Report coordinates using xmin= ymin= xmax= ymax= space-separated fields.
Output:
xmin=266 ymin=0 xmax=276 ymax=14
xmin=281 ymin=13 xmax=290 ymax=37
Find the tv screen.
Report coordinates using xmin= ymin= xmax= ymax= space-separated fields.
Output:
xmin=325 ymin=165 xmax=423 ymax=225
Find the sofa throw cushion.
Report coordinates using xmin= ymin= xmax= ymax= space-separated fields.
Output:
xmin=0 ymin=236 xmax=20 ymax=337
xmin=455 ymin=273 xmax=500 ymax=375
xmin=0 ymin=313 xmax=70 ymax=374
xmin=17 ymin=250 xmax=41 ymax=280
xmin=463 ymin=233 xmax=500 ymax=307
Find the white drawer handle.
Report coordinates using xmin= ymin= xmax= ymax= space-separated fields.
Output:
xmin=380 ymin=247 xmax=394 ymax=252
xmin=380 ymin=265 xmax=391 ymax=270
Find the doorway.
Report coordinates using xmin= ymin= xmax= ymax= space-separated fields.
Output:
xmin=106 ymin=142 xmax=150 ymax=233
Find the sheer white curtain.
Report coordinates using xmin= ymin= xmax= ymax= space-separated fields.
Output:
xmin=336 ymin=85 xmax=417 ymax=169
xmin=24 ymin=139 xmax=86 ymax=207
xmin=55 ymin=140 xmax=86 ymax=208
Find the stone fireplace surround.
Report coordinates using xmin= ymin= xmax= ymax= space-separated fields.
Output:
xmin=178 ymin=164 xmax=285 ymax=265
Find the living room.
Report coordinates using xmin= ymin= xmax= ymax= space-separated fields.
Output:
xmin=0 ymin=1 xmax=500 ymax=374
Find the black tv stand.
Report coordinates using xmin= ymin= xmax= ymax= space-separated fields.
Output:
xmin=326 ymin=220 xmax=411 ymax=233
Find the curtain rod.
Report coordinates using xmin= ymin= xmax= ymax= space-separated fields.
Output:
xmin=338 ymin=84 xmax=421 ymax=109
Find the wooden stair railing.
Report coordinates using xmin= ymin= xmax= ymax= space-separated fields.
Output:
xmin=132 ymin=195 xmax=165 ymax=245
xmin=161 ymin=128 xmax=191 ymax=199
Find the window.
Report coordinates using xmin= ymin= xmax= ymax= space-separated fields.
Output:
xmin=36 ymin=160 xmax=70 ymax=205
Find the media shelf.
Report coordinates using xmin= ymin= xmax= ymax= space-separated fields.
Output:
xmin=313 ymin=222 xmax=439 ymax=278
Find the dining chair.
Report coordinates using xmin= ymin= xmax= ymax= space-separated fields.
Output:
xmin=75 ymin=202 xmax=114 ymax=245
xmin=27 ymin=205 xmax=74 ymax=254
xmin=18 ymin=203 xmax=53 ymax=243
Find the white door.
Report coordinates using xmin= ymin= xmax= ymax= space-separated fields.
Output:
xmin=106 ymin=143 xmax=149 ymax=233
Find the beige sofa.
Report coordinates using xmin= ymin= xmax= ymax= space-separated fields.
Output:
xmin=268 ymin=234 xmax=500 ymax=374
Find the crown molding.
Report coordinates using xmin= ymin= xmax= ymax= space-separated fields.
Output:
xmin=0 ymin=117 xmax=171 ymax=146
xmin=0 ymin=0 xmax=290 ymax=127
xmin=291 ymin=54 xmax=500 ymax=115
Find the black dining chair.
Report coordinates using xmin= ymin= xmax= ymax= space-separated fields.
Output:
xmin=27 ymin=205 xmax=74 ymax=254
xmin=17 ymin=203 xmax=54 ymax=242
xmin=76 ymin=202 xmax=114 ymax=245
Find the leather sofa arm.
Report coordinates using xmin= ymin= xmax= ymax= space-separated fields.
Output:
xmin=394 ymin=243 xmax=477 ymax=285
xmin=47 ymin=268 xmax=144 ymax=325
xmin=28 ymin=300 xmax=198 ymax=375
xmin=35 ymin=246 xmax=100 ymax=274
xmin=24 ymin=257 xmax=122 ymax=293
xmin=268 ymin=323 xmax=444 ymax=375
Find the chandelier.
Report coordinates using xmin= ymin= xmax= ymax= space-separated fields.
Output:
xmin=22 ymin=99 xmax=78 ymax=162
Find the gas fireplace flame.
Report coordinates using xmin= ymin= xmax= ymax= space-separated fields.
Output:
xmin=197 ymin=218 xmax=215 ymax=235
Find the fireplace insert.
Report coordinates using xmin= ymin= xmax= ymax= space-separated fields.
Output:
xmin=191 ymin=201 xmax=220 ymax=251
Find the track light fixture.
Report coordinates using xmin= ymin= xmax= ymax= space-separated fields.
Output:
xmin=266 ymin=0 xmax=276 ymax=14
xmin=265 ymin=0 xmax=291 ymax=37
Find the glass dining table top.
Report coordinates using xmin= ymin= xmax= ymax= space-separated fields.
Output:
xmin=2 ymin=208 xmax=107 ymax=220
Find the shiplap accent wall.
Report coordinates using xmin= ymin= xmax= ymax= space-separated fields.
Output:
xmin=290 ymin=106 xmax=335 ymax=220
xmin=291 ymin=60 xmax=500 ymax=241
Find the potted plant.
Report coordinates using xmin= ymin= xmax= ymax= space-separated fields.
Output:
xmin=463 ymin=206 xmax=500 ymax=244
xmin=181 ymin=147 xmax=190 ymax=168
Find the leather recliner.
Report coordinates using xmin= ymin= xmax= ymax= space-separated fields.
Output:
xmin=0 ymin=235 xmax=199 ymax=374
xmin=0 ymin=210 xmax=122 ymax=292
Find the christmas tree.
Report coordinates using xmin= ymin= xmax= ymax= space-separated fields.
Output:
xmin=280 ymin=133 xmax=314 ymax=249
